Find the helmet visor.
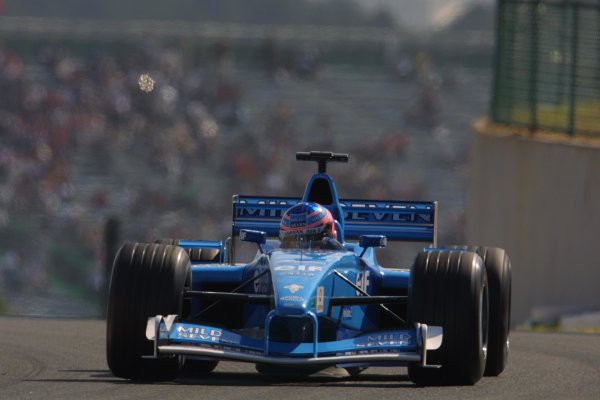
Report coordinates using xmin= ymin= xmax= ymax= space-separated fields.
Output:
xmin=280 ymin=231 xmax=326 ymax=249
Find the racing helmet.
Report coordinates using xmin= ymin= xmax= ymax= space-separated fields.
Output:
xmin=279 ymin=202 xmax=337 ymax=249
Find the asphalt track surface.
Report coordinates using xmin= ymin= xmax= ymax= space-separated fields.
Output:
xmin=1 ymin=317 xmax=599 ymax=400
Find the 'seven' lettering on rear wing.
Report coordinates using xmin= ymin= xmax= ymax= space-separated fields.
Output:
xmin=340 ymin=199 xmax=437 ymax=245
xmin=232 ymin=195 xmax=438 ymax=246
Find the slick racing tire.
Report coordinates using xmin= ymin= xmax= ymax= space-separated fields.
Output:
xmin=408 ymin=250 xmax=488 ymax=386
xmin=106 ymin=242 xmax=191 ymax=381
xmin=448 ymin=245 xmax=511 ymax=376
xmin=155 ymin=238 xmax=220 ymax=262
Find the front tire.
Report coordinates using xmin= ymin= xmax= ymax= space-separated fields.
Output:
xmin=106 ymin=242 xmax=191 ymax=381
xmin=408 ymin=250 xmax=488 ymax=386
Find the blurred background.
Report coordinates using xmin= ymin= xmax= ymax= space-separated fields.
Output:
xmin=0 ymin=0 xmax=598 ymax=331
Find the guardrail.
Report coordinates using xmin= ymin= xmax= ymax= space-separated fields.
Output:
xmin=491 ymin=0 xmax=600 ymax=136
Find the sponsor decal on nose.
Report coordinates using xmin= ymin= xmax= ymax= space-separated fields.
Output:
xmin=284 ymin=284 xmax=304 ymax=293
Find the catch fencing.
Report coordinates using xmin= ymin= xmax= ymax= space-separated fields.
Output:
xmin=491 ymin=0 xmax=600 ymax=136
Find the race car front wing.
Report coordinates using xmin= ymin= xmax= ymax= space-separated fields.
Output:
xmin=144 ymin=315 xmax=443 ymax=368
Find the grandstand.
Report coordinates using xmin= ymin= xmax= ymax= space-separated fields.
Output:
xmin=0 ymin=21 xmax=492 ymax=316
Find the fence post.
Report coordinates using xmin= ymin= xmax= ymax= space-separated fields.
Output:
xmin=491 ymin=0 xmax=504 ymax=122
xmin=597 ymin=5 xmax=600 ymax=124
xmin=529 ymin=0 xmax=539 ymax=133
xmin=508 ymin=0 xmax=517 ymax=123
xmin=557 ymin=0 xmax=568 ymax=107
xmin=567 ymin=2 xmax=579 ymax=136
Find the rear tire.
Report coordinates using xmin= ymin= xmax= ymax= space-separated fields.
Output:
xmin=155 ymin=238 xmax=220 ymax=262
xmin=447 ymin=245 xmax=511 ymax=376
xmin=407 ymin=250 xmax=488 ymax=386
xmin=106 ymin=242 xmax=191 ymax=381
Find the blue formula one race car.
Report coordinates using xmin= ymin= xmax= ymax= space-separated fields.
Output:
xmin=106 ymin=151 xmax=512 ymax=386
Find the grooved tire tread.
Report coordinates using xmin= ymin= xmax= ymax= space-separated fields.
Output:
xmin=407 ymin=250 xmax=487 ymax=386
xmin=106 ymin=243 xmax=191 ymax=381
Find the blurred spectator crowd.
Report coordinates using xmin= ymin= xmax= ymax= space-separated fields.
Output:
xmin=0 ymin=39 xmax=241 ymax=301
xmin=0 ymin=37 xmax=475 ymax=315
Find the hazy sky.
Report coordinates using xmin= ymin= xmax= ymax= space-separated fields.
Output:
xmin=354 ymin=0 xmax=492 ymax=30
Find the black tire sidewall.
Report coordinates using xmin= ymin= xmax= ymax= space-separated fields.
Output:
xmin=408 ymin=250 xmax=487 ymax=385
xmin=479 ymin=247 xmax=511 ymax=376
xmin=447 ymin=245 xmax=511 ymax=376
xmin=106 ymin=242 xmax=191 ymax=380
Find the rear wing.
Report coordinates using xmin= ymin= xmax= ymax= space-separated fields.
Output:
xmin=232 ymin=195 xmax=437 ymax=245
xmin=341 ymin=199 xmax=437 ymax=245
xmin=232 ymin=195 xmax=299 ymax=237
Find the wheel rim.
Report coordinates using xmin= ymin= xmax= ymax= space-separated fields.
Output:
xmin=480 ymin=279 xmax=489 ymax=359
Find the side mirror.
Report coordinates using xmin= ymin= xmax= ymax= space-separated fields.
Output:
xmin=240 ymin=229 xmax=267 ymax=253
xmin=358 ymin=235 xmax=387 ymax=257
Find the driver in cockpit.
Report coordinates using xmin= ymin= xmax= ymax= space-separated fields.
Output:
xmin=279 ymin=202 xmax=344 ymax=251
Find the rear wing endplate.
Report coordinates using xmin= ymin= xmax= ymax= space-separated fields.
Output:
xmin=232 ymin=195 xmax=437 ymax=245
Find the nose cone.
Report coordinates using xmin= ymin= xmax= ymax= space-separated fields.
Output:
xmin=276 ymin=283 xmax=312 ymax=315
xmin=270 ymin=251 xmax=333 ymax=316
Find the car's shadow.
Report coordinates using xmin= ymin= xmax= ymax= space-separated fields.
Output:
xmin=27 ymin=368 xmax=416 ymax=388
xmin=175 ymin=369 xmax=416 ymax=388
